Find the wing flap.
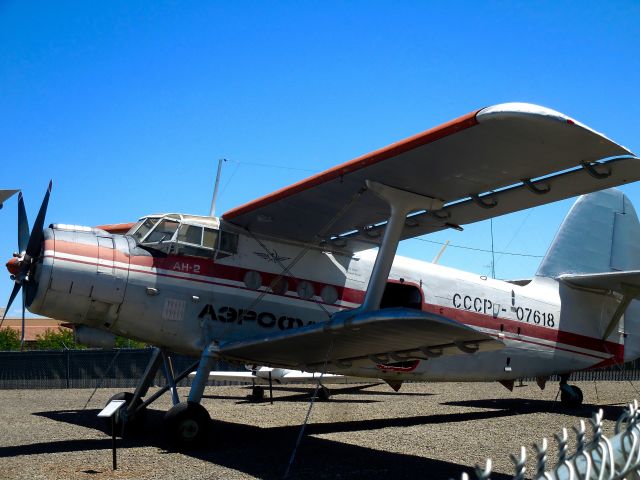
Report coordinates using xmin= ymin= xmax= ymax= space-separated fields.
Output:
xmin=217 ymin=308 xmax=503 ymax=369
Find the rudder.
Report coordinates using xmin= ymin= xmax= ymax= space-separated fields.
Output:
xmin=536 ymin=188 xmax=640 ymax=278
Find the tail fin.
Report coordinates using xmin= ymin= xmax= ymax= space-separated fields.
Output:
xmin=536 ymin=188 xmax=640 ymax=278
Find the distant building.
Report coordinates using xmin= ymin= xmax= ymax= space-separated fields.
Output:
xmin=0 ymin=316 xmax=71 ymax=343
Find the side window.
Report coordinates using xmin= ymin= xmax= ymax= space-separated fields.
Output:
xmin=177 ymin=224 xmax=203 ymax=245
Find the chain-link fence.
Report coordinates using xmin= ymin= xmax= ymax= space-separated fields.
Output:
xmin=1 ymin=349 xmax=640 ymax=389
xmin=0 ymin=348 xmax=236 ymax=389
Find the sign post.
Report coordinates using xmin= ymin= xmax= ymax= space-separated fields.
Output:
xmin=97 ymin=399 xmax=126 ymax=470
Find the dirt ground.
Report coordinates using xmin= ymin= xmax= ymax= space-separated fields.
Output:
xmin=0 ymin=380 xmax=638 ymax=479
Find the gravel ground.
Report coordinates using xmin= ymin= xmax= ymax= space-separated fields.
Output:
xmin=0 ymin=380 xmax=638 ymax=479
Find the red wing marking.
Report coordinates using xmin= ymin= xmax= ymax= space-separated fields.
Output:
xmin=223 ymin=110 xmax=480 ymax=219
xmin=95 ymin=222 xmax=136 ymax=234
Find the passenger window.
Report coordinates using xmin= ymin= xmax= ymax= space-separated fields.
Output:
xmin=144 ymin=219 xmax=179 ymax=243
xmin=177 ymin=224 xmax=203 ymax=245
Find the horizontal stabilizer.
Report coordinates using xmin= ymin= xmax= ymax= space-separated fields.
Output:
xmin=217 ymin=308 xmax=503 ymax=370
xmin=558 ymin=271 xmax=640 ymax=295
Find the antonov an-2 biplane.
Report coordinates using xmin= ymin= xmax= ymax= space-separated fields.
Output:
xmin=4 ymin=103 xmax=640 ymax=446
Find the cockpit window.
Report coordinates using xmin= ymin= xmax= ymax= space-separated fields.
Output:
xmin=143 ymin=219 xmax=179 ymax=243
xmin=129 ymin=214 xmax=238 ymax=259
xmin=130 ymin=218 xmax=159 ymax=242
xmin=177 ymin=224 xmax=203 ymax=245
xmin=203 ymin=228 xmax=218 ymax=249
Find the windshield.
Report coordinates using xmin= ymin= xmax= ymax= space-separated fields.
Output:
xmin=143 ymin=219 xmax=180 ymax=243
xmin=129 ymin=218 xmax=160 ymax=242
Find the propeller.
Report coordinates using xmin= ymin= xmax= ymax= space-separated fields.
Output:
xmin=0 ymin=181 xmax=52 ymax=349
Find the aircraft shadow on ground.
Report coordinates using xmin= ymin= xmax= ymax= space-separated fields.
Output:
xmin=10 ymin=407 xmax=514 ymax=480
xmin=202 ymin=383 xmax=437 ymax=404
xmin=442 ymin=397 xmax=626 ymax=422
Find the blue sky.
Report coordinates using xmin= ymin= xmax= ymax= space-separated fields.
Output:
xmin=1 ymin=1 xmax=639 ymax=316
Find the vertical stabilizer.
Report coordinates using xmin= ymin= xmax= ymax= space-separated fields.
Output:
xmin=536 ymin=189 xmax=640 ymax=278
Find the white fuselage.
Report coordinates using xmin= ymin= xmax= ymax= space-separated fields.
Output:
xmin=29 ymin=224 xmax=633 ymax=383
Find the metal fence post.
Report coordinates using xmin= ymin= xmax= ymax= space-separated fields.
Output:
xmin=66 ymin=348 xmax=70 ymax=389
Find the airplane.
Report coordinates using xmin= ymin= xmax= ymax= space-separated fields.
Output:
xmin=188 ymin=365 xmax=379 ymax=401
xmin=4 ymin=102 xmax=640 ymax=448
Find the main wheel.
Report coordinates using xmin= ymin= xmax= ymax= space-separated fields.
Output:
xmin=104 ymin=392 xmax=146 ymax=434
xmin=560 ymin=384 xmax=583 ymax=407
xmin=164 ymin=401 xmax=211 ymax=447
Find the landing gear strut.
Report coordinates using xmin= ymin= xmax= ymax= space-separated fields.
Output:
xmin=106 ymin=348 xmax=206 ymax=447
xmin=559 ymin=374 xmax=583 ymax=408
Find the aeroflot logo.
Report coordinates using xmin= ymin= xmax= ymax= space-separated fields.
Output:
xmin=198 ymin=304 xmax=315 ymax=330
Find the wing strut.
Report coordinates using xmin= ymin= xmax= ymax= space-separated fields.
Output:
xmin=359 ymin=181 xmax=443 ymax=312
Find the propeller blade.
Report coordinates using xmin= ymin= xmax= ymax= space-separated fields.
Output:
xmin=20 ymin=290 xmax=25 ymax=351
xmin=24 ymin=280 xmax=38 ymax=308
xmin=17 ymin=191 xmax=30 ymax=254
xmin=25 ymin=180 xmax=52 ymax=259
xmin=0 ymin=282 xmax=22 ymax=329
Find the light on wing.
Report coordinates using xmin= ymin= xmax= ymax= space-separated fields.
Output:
xmin=216 ymin=308 xmax=503 ymax=369
xmin=223 ymin=103 xmax=639 ymax=251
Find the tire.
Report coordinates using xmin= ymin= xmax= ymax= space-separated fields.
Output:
xmin=164 ymin=402 xmax=211 ymax=448
xmin=316 ymin=385 xmax=331 ymax=401
xmin=104 ymin=392 xmax=146 ymax=434
xmin=560 ymin=384 xmax=583 ymax=408
xmin=572 ymin=385 xmax=583 ymax=405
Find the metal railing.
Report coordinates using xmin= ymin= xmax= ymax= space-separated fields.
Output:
xmin=0 ymin=348 xmax=236 ymax=389
xmin=1 ymin=349 xmax=640 ymax=389
xmin=459 ymin=401 xmax=640 ymax=479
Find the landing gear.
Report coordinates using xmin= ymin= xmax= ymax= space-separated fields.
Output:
xmin=104 ymin=392 xmax=146 ymax=433
xmin=165 ymin=402 xmax=211 ymax=447
xmin=559 ymin=374 xmax=583 ymax=407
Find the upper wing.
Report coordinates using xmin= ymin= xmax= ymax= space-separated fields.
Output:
xmin=96 ymin=222 xmax=136 ymax=234
xmin=216 ymin=307 xmax=502 ymax=370
xmin=223 ymin=103 xmax=639 ymax=250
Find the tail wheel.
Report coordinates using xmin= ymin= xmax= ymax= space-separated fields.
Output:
xmin=316 ymin=385 xmax=331 ymax=401
xmin=164 ymin=401 xmax=211 ymax=447
xmin=560 ymin=385 xmax=583 ymax=407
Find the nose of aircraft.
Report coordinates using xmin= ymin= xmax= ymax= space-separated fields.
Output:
xmin=6 ymin=257 xmax=20 ymax=277
xmin=0 ymin=182 xmax=52 ymax=349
